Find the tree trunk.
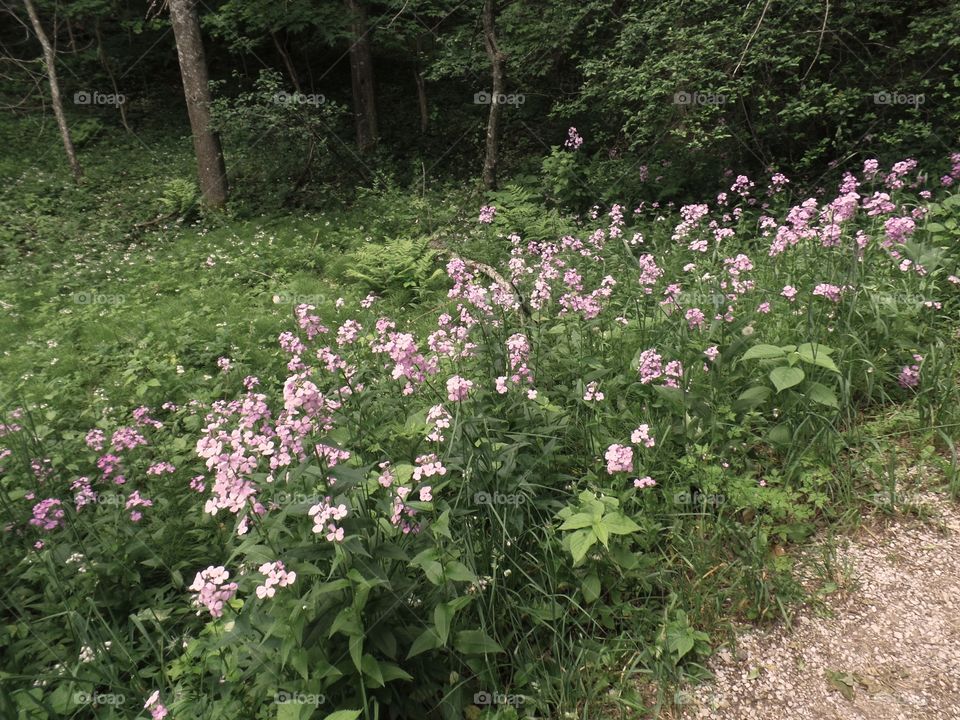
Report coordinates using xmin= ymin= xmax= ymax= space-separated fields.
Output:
xmin=344 ymin=0 xmax=378 ymax=152
xmin=271 ymin=30 xmax=301 ymax=93
xmin=168 ymin=0 xmax=228 ymax=208
xmin=23 ymin=0 xmax=82 ymax=182
xmin=481 ymin=0 xmax=505 ymax=190
xmin=95 ymin=19 xmax=131 ymax=133
xmin=414 ymin=37 xmax=428 ymax=133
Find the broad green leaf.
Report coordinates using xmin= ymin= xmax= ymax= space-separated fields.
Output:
xmin=407 ymin=629 xmax=441 ymax=658
xmin=322 ymin=712 xmax=363 ymax=720
xmin=601 ymin=513 xmax=641 ymax=535
xmin=559 ymin=512 xmax=594 ymax=531
xmin=453 ymin=630 xmax=504 ymax=654
xmin=361 ymin=654 xmax=384 ymax=685
xmin=568 ymin=528 xmax=597 ymax=564
xmin=444 ymin=561 xmax=475 ymax=583
xmin=770 ymin=366 xmax=805 ymax=392
xmin=796 ymin=344 xmax=839 ymax=371
xmin=582 ymin=573 xmax=601 ymax=603
xmin=741 ymin=344 xmax=786 ymax=361
xmin=806 ymin=381 xmax=839 ymax=408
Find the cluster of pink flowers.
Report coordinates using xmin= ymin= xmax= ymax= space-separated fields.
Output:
xmin=883 ymin=216 xmax=916 ymax=244
xmin=413 ymin=453 xmax=446 ymax=482
xmin=255 ymin=561 xmax=297 ymax=599
xmin=389 ymin=485 xmax=419 ymax=533
xmin=426 ymin=404 xmax=452 ymax=442
xmin=133 ymin=406 xmax=163 ymax=429
xmin=84 ymin=428 xmax=105 ymax=451
xmin=29 ymin=498 xmax=64 ymax=531
xmin=685 ymin=307 xmax=707 ymax=330
xmin=147 ymin=461 xmax=176 ymax=476
xmin=336 ymin=319 xmax=363 ymax=346
xmin=217 ymin=357 xmax=232 ymax=372
xmin=637 ymin=349 xmax=684 ymax=388
xmin=631 ymin=424 xmax=656 ymax=448
xmin=188 ymin=566 xmax=238 ymax=617
xmin=583 ymin=381 xmax=604 ymax=402
xmin=564 ymin=126 xmax=583 ymax=150
xmin=111 ymin=426 xmax=147 ymax=452
xmin=308 ymin=498 xmax=348 ymax=540
xmin=446 ymin=375 xmax=474 ymax=402
xmin=125 ymin=490 xmax=153 ymax=522
xmin=295 ymin=304 xmax=328 ymax=339
xmin=941 ymin=153 xmax=960 ymax=186
xmin=634 ymin=476 xmax=656 ymax=489
xmin=637 ymin=254 xmax=663 ymax=293
xmin=479 ymin=205 xmax=497 ymax=224
xmin=144 ymin=691 xmax=168 ymax=720
xmin=812 ymin=283 xmax=844 ymax=303
xmin=71 ymin=476 xmax=96 ymax=510
xmin=96 ymin=453 xmax=125 ymax=485
xmin=898 ymin=354 xmax=923 ymax=389
xmin=605 ymin=444 xmax=634 ymax=474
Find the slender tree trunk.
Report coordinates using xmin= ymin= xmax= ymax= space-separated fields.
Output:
xmin=344 ymin=0 xmax=378 ymax=152
xmin=271 ymin=30 xmax=301 ymax=93
xmin=481 ymin=0 xmax=505 ymax=189
xmin=414 ymin=38 xmax=428 ymax=133
xmin=23 ymin=0 xmax=82 ymax=182
xmin=168 ymin=0 xmax=228 ymax=208
xmin=94 ymin=19 xmax=131 ymax=133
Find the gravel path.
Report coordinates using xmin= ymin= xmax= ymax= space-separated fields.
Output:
xmin=676 ymin=492 xmax=960 ymax=720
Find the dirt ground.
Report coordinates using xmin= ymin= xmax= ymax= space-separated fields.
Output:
xmin=674 ymin=492 xmax=960 ymax=720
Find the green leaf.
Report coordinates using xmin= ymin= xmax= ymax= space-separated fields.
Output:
xmin=434 ymin=603 xmax=453 ymax=644
xmin=806 ymin=381 xmax=839 ymax=408
xmin=559 ymin=512 xmax=594 ymax=531
xmin=735 ymin=385 xmax=771 ymax=411
xmin=322 ymin=712 xmax=363 ymax=720
xmin=443 ymin=561 xmax=475 ymax=583
xmin=568 ymin=528 xmax=597 ymax=564
xmin=770 ymin=366 xmax=805 ymax=392
xmin=378 ymin=662 xmax=415 ymax=682
xmin=277 ymin=704 xmax=303 ymax=720
xmin=407 ymin=629 xmax=441 ymax=658
xmin=349 ymin=635 xmax=363 ymax=671
xmin=454 ymin=630 xmax=504 ymax=654
xmin=741 ymin=344 xmax=786 ymax=361
xmin=601 ymin=513 xmax=641 ymax=535
xmin=361 ymin=654 xmax=384 ymax=685
xmin=796 ymin=344 xmax=839 ymax=371
xmin=582 ymin=573 xmax=601 ymax=603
